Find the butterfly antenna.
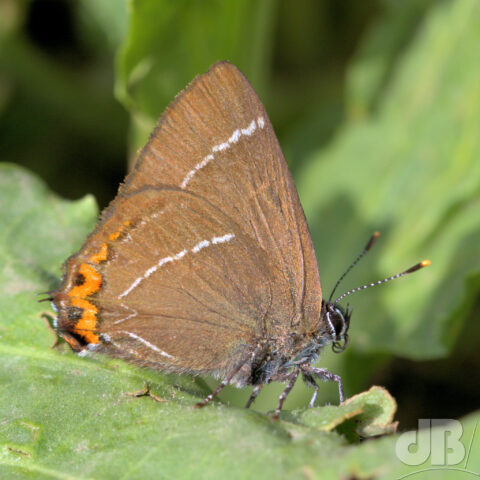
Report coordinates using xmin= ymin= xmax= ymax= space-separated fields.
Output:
xmin=333 ymin=260 xmax=431 ymax=306
xmin=328 ymin=232 xmax=380 ymax=303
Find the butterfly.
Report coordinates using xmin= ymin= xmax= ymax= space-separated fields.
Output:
xmin=48 ymin=61 xmax=429 ymax=418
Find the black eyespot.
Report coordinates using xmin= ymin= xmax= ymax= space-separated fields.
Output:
xmin=73 ymin=273 xmax=85 ymax=286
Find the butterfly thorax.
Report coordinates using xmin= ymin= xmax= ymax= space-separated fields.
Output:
xmin=246 ymin=302 xmax=351 ymax=385
xmin=247 ymin=331 xmax=329 ymax=386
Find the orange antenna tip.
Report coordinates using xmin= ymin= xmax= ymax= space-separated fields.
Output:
xmin=404 ymin=260 xmax=431 ymax=274
xmin=365 ymin=231 xmax=381 ymax=252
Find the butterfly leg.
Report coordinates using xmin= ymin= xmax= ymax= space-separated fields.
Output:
xmin=308 ymin=385 xmax=319 ymax=409
xmin=194 ymin=377 xmax=232 ymax=409
xmin=195 ymin=352 xmax=254 ymax=409
xmin=302 ymin=372 xmax=319 ymax=408
xmin=303 ymin=366 xmax=345 ymax=404
xmin=245 ymin=384 xmax=264 ymax=409
xmin=272 ymin=369 xmax=300 ymax=420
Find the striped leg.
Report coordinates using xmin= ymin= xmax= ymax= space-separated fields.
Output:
xmin=195 ymin=353 xmax=254 ymax=409
xmin=272 ymin=369 xmax=300 ymax=420
xmin=308 ymin=385 xmax=319 ymax=409
xmin=245 ymin=384 xmax=263 ymax=409
xmin=304 ymin=366 xmax=345 ymax=404
xmin=302 ymin=372 xmax=319 ymax=408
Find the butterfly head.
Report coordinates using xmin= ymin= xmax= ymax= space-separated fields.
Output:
xmin=318 ymin=232 xmax=430 ymax=355
xmin=322 ymin=300 xmax=351 ymax=353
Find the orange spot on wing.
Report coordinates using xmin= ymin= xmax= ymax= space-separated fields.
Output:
xmin=68 ymin=263 xmax=102 ymax=298
xmin=90 ymin=243 xmax=108 ymax=264
xmin=109 ymin=220 xmax=132 ymax=241
xmin=71 ymin=298 xmax=100 ymax=344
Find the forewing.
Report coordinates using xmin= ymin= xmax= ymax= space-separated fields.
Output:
xmin=118 ymin=61 xmax=322 ymax=332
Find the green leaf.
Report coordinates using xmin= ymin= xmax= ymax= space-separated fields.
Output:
xmin=301 ymin=386 xmax=398 ymax=437
xmin=297 ymin=0 xmax=480 ymax=360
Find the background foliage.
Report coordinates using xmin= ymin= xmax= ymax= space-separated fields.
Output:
xmin=1 ymin=0 xmax=479 ymax=478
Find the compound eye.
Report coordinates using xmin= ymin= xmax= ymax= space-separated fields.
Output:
xmin=331 ymin=308 xmax=346 ymax=337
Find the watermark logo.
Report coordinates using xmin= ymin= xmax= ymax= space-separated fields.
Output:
xmin=395 ymin=418 xmax=479 ymax=478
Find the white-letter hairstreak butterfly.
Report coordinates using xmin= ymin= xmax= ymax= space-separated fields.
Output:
xmin=47 ymin=61 xmax=430 ymax=419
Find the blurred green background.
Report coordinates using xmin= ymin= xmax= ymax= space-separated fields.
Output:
xmin=1 ymin=0 xmax=479 ymax=477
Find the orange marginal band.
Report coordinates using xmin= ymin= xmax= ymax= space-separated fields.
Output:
xmin=67 ymin=263 xmax=102 ymax=344
xmin=65 ymin=221 xmax=132 ymax=345
xmin=70 ymin=297 xmax=100 ymax=344
xmin=68 ymin=263 xmax=102 ymax=298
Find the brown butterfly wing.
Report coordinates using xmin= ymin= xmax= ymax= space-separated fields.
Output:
xmin=116 ymin=61 xmax=322 ymax=334
xmin=65 ymin=187 xmax=291 ymax=377
xmin=55 ymin=62 xmax=322 ymax=378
